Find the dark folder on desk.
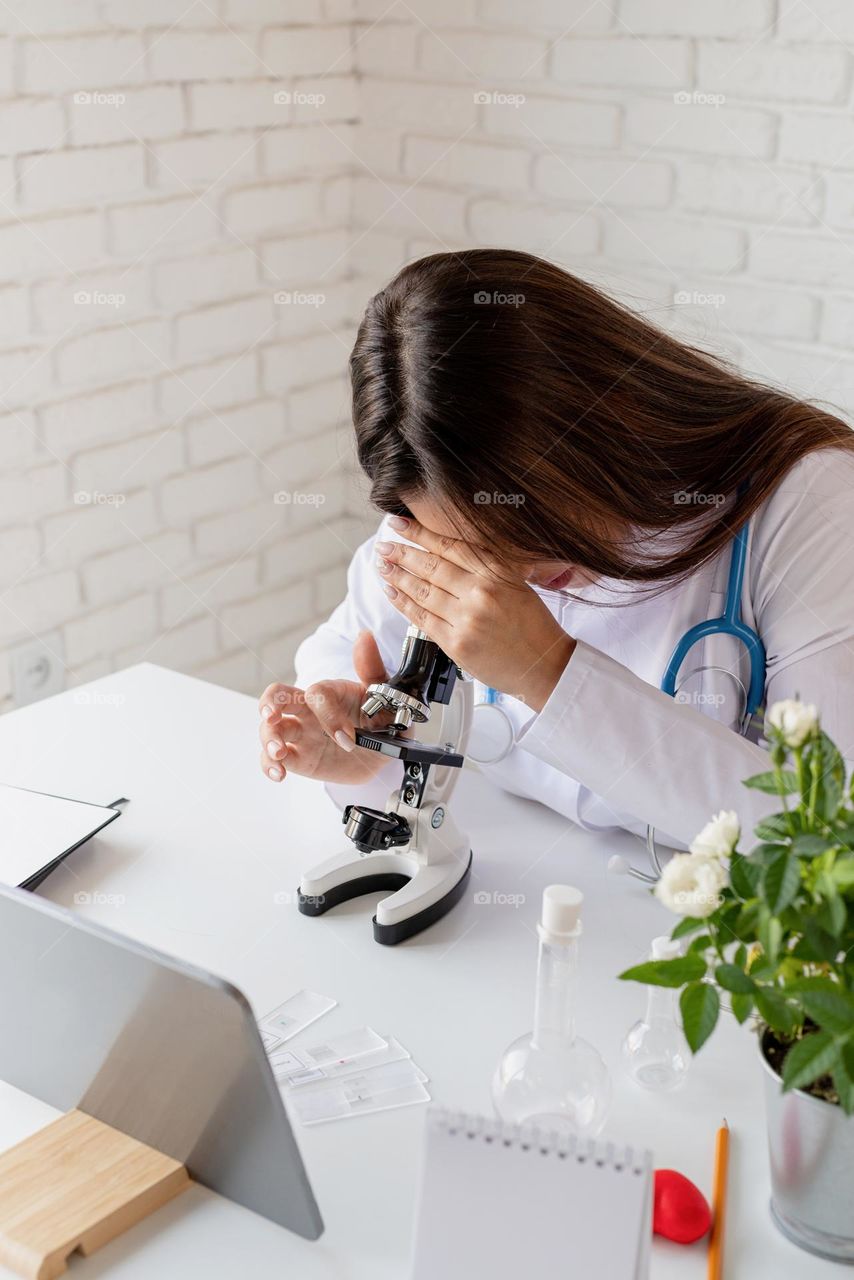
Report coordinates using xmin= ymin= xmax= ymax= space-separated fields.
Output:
xmin=0 ymin=783 xmax=121 ymax=889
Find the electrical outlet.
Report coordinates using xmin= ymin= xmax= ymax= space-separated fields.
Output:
xmin=10 ymin=633 xmax=66 ymax=707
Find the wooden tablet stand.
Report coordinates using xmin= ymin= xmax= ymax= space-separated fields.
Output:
xmin=0 ymin=1110 xmax=190 ymax=1279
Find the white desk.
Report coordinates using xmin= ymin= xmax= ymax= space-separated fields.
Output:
xmin=0 ymin=663 xmax=842 ymax=1278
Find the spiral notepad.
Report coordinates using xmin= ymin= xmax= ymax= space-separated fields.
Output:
xmin=411 ymin=1108 xmax=653 ymax=1280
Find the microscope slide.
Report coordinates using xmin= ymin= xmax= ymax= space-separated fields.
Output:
xmin=270 ymin=1027 xmax=387 ymax=1084
xmin=280 ymin=1036 xmax=414 ymax=1090
xmin=289 ymin=1063 xmax=430 ymax=1125
xmin=257 ymin=989 xmax=337 ymax=1049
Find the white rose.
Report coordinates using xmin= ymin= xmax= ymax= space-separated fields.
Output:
xmin=767 ymin=699 xmax=818 ymax=749
xmin=689 ymin=809 xmax=740 ymax=859
xmin=655 ymin=852 xmax=727 ymax=918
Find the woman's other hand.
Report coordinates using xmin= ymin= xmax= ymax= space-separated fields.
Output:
xmin=258 ymin=630 xmax=393 ymax=784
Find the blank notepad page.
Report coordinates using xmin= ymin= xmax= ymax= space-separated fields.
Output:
xmin=411 ymin=1108 xmax=652 ymax=1280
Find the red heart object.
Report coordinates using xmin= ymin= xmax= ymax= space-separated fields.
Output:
xmin=653 ymin=1169 xmax=712 ymax=1244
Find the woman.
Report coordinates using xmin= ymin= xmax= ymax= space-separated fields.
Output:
xmin=258 ymin=248 xmax=854 ymax=849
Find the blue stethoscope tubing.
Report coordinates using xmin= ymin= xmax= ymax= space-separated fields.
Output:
xmin=473 ymin=519 xmax=767 ymax=880
xmin=659 ymin=519 xmax=766 ymax=725
xmin=639 ymin=516 xmax=766 ymax=883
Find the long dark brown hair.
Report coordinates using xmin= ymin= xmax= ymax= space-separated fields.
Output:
xmin=350 ymin=248 xmax=853 ymax=585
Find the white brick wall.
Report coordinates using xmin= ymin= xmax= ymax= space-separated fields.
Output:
xmin=347 ymin=0 xmax=854 ymax=471
xmin=2 ymin=0 xmax=853 ymax=709
xmin=0 ymin=0 xmax=369 ymax=709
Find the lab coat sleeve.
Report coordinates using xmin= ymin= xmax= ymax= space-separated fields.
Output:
xmin=518 ymin=449 xmax=854 ymax=848
xmin=293 ymin=516 xmax=410 ymax=811
xmin=519 ymin=641 xmax=772 ymax=845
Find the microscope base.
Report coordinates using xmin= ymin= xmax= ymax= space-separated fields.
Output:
xmin=297 ymin=850 xmax=473 ymax=946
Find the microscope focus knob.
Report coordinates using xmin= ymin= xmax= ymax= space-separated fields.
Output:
xmin=342 ymin=804 xmax=412 ymax=854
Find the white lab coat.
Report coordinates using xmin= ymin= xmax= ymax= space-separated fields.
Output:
xmin=295 ymin=448 xmax=854 ymax=849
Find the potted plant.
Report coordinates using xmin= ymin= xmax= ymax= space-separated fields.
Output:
xmin=620 ymin=699 xmax=854 ymax=1262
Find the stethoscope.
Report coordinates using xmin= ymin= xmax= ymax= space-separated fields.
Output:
xmin=470 ymin=519 xmax=766 ymax=882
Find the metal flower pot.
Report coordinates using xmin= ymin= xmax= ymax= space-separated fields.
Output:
xmin=761 ymin=1028 xmax=854 ymax=1263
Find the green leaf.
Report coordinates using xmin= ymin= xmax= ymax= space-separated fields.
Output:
xmin=732 ymin=902 xmax=759 ymax=940
xmin=808 ymin=732 xmax=846 ymax=823
xmin=729 ymin=853 xmax=762 ymax=901
xmin=750 ymin=842 xmax=790 ymax=862
xmin=618 ymin=955 xmax=705 ymax=987
xmin=801 ymin=989 xmax=854 ymax=1036
xmin=782 ymin=1030 xmax=839 ymax=1093
xmin=802 ymin=918 xmax=840 ymax=963
xmin=715 ymin=963 xmax=755 ymax=994
xmin=687 ymin=933 xmax=713 ymax=955
xmin=792 ymin=833 xmax=831 ymax=858
xmin=743 ymin=770 xmax=799 ymax=795
xmin=715 ymin=901 xmax=742 ymax=933
xmin=761 ymin=848 xmax=801 ymax=914
xmin=819 ymin=780 xmax=844 ymax=823
xmin=755 ymin=813 xmax=798 ymax=844
xmin=816 ymin=893 xmax=847 ymax=938
xmin=786 ymin=975 xmax=841 ymax=996
xmin=831 ymin=857 xmax=854 ymax=890
xmin=680 ymin=982 xmax=720 ymax=1052
xmin=730 ymin=992 xmax=754 ymax=1024
xmin=842 ymin=1041 xmax=854 ymax=1083
xmin=833 ymin=821 xmax=854 ymax=853
xmin=755 ymin=985 xmax=801 ymax=1036
xmin=818 ymin=730 xmax=845 ymax=778
xmin=670 ymin=916 xmax=708 ymax=940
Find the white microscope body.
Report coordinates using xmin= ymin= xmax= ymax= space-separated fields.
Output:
xmin=298 ymin=626 xmax=473 ymax=945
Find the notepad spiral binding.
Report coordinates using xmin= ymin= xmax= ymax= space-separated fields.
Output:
xmin=429 ymin=1107 xmax=652 ymax=1177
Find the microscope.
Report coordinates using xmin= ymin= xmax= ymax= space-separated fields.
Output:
xmin=297 ymin=625 xmax=473 ymax=945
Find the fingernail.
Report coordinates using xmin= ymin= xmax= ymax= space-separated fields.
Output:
xmin=267 ymin=739 xmax=283 ymax=759
xmin=376 ymin=557 xmax=391 ymax=574
xmin=268 ymin=766 xmax=283 ymax=781
xmin=334 ymin=730 xmax=355 ymax=752
xmin=261 ymin=704 xmax=274 ymax=719
xmin=383 ymin=584 xmax=398 ymax=599
xmin=375 ymin=540 xmax=393 ymax=554
xmin=389 ymin=515 xmax=409 ymax=530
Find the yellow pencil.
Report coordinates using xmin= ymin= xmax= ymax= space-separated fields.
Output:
xmin=708 ymin=1118 xmax=730 ymax=1280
